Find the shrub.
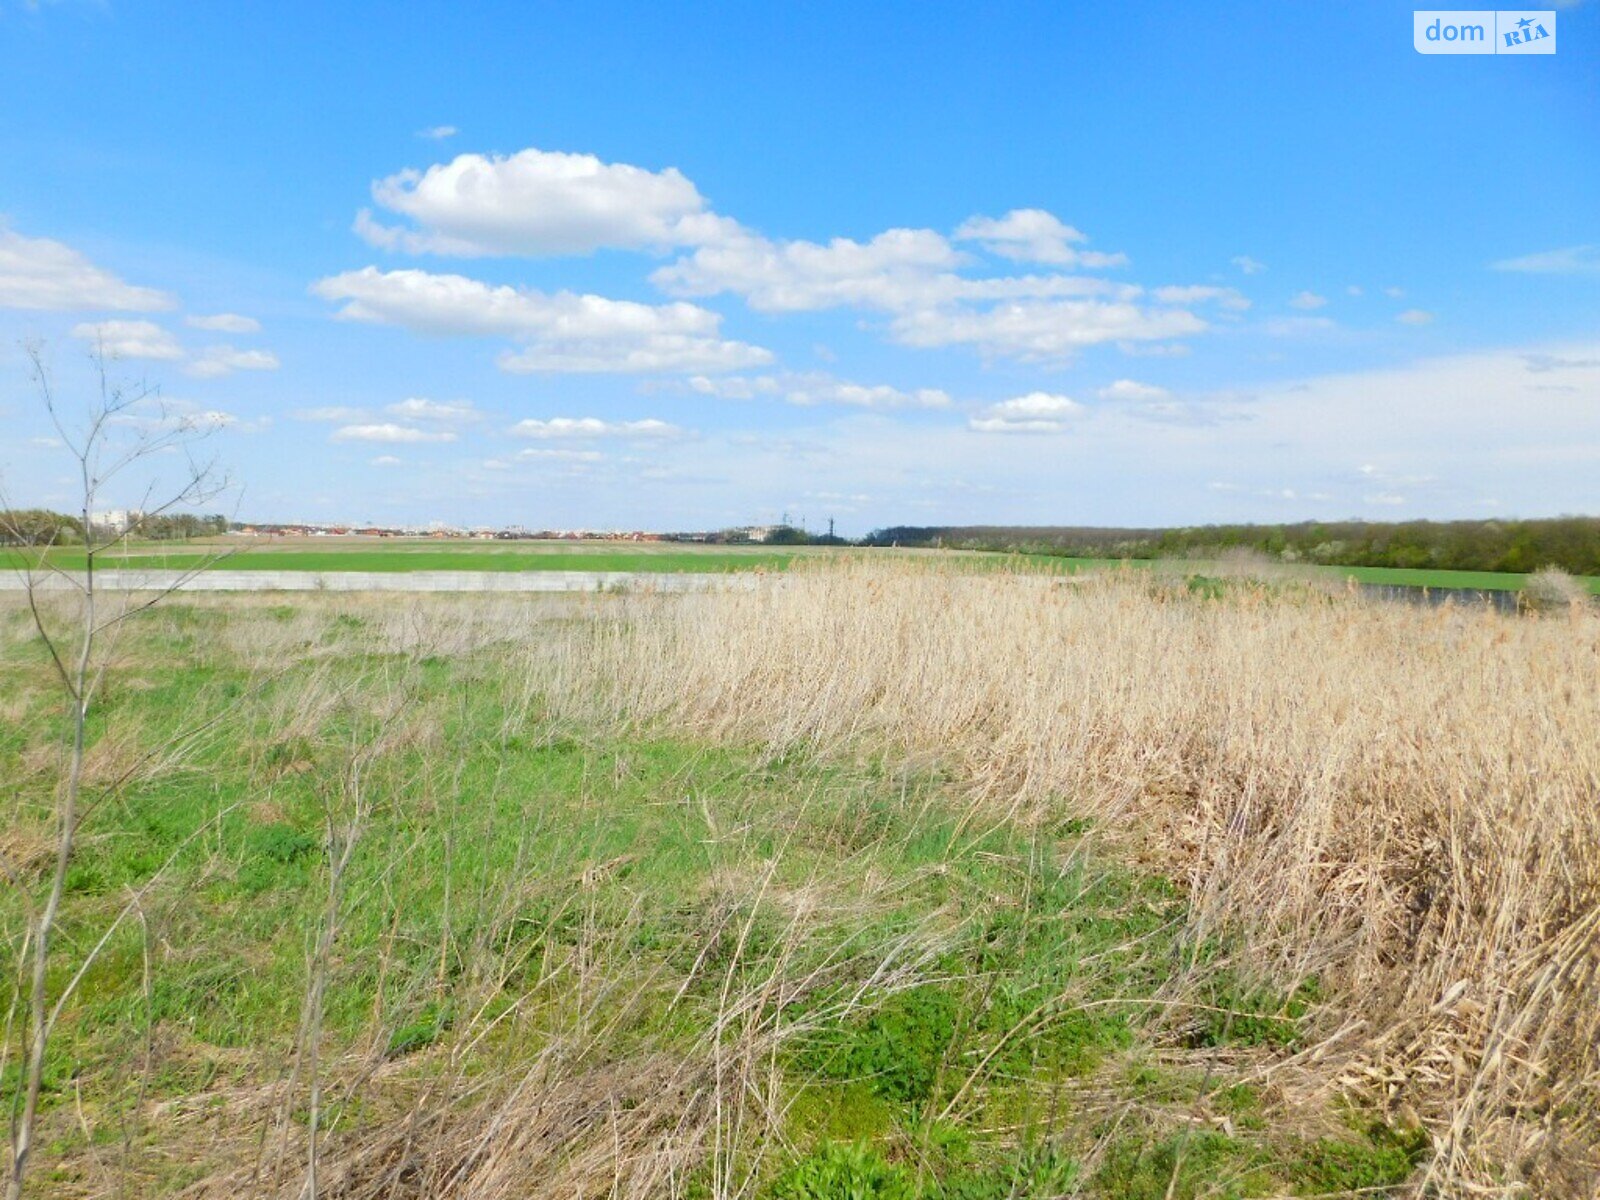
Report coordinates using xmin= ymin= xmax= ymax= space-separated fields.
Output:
xmin=1523 ymin=566 xmax=1589 ymax=612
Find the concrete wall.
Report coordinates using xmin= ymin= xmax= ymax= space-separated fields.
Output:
xmin=0 ymin=569 xmax=761 ymax=594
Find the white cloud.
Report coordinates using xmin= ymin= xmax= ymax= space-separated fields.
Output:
xmin=1098 ymin=379 xmax=1171 ymax=402
xmin=654 ymin=221 xmax=1206 ymax=362
xmin=313 ymin=266 xmax=771 ymax=375
xmin=509 ymin=447 xmax=604 ymax=462
xmin=186 ymin=312 xmax=261 ymax=334
xmin=417 ymin=125 xmax=458 ymax=140
xmin=0 ymin=226 xmax=173 ymax=311
xmin=1289 ymin=290 xmax=1327 ymax=310
xmin=1152 ymin=284 xmax=1250 ymax=310
xmin=653 ymin=225 xmax=965 ymax=312
xmin=507 ymin=417 xmax=680 ymax=439
xmin=331 ymin=423 xmax=457 ymax=444
xmin=185 ymin=345 xmax=281 ymax=378
xmin=70 ymin=319 xmax=183 ymax=360
xmin=1396 ymin=309 xmax=1435 ymax=326
xmin=782 ymin=377 xmax=952 ymax=409
xmin=107 ymin=396 xmax=269 ymax=435
xmin=1231 ymin=255 xmax=1267 ymax=275
xmin=370 ymin=455 xmax=403 ymax=466
xmin=969 ymin=391 xmax=1085 ymax=433
xmin=497 ymin=336 xmax=767 ymax=375
xmin=687 ymin=374 xmax=782 ymax=400
xmin=954 ymin=209 xmax=1126 ymax=268
xmin=1346 ymin=285 xmax=1364 ymax=297
xmin=292 ymin=406 xmax=369 ymax=422
xmin=1383 ymin=286 xmax=1405 ymax=299
xmin=386 ymin=397 xmax=479 ymax=422
xmin=892 ymin=300 xmax=1205 ymax=360
xmin=1491 ymin=245 xmax=1600 ymax=275
xmin=356 ymin=148 xmax=725 ymax=256
xmin=1262 ymin=315 xmax=1336 ymax=337
xmin=687 ymin=372 xmax=947 ymax=408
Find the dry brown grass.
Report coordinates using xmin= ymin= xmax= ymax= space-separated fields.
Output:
xmin=540 ymin=560 xmax=1600 ymax=1194
xmin=6 ymin=572 xmax=1597 ymax=1196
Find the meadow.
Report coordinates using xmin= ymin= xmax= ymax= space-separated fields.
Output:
xmin=21 ymin=538 xmax=813 ymax=576
xmin=2 ymin=563 xmax=1597 ymax=1198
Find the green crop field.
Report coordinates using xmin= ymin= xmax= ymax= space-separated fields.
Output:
xmin=14 ymin=537 xmax=1600 ymax=594
xmin=17 ymin=538 xmax=823 ymax=574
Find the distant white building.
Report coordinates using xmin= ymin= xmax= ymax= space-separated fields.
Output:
xmin=89 ymin=509 xmax=143 ymax=534
xmin=746 ymin=525 xmax=777 ymax=543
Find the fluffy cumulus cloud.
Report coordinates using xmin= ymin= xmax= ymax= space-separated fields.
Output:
xmin=185 ymin=346 xmax=280 ymax=378
xmin=334 ymin=147 xmax=1226 ymax=367
xmin=1151 ymin=285 xmax=1250 ymax=311
xmin=782 ymin=378 xmax=951 ymax=409
xmin=1231 ymin=255 xmax=1267 ymax=275
xmin=1289 ymin=290 xmax=1327 ymax=310
xmin=508 ymin=417 xmax=680 ymax=439
xmin=648 ymin=207 xmax=1208 ymax=361
xmin=1098 ymin=379 xmax=1171 ymax=402
xmin=654 ymin=224 xmax=1206 ymax=362
xmin=686 ymin=374 xmax=783 ymax=400
xmin=387 ymin=397 xmax=479 ymax=422
xmin=356 ymin=149 xmax=729 ymax=257
xmin=2 ymin=227 xmax=173 ymax=311
xmin=969 ymin=392 xmax=1086 ymax=433
xmin=186 ymin=312 xmax=261 ymax=333
xmin=313 ymin=266 xmax=771 ymax=374
xmin=70 ymin=319 xmax=183 ymax=360
xmin=292 ymin=406 xmax=369 ymax=423
xmin=331 ymin=423 xmax=457 ymax=444
xmin=954 ymin=209 xmax=1127 ymax=268
xmin=653 ymin=226 xmax=965 ymax=312
xmin=69 ymin=316 xmax=278 ymax=376
xmin=893 ymin=300 xmax=1205 ymax=360
xmin=106 ymin=396 xmax=269 ymax=436
xmin=687 ymin=372 xmax=949 ymax=409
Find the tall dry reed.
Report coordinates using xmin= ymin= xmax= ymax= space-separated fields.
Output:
xmin=545 ymin=561 xmax=1600 ymax=1194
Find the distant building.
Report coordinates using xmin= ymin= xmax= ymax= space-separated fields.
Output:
xmin=89 ymin=509 xmax=144 ymax=534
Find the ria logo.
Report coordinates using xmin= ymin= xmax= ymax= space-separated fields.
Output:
xmin=1414 ymin=10 xmax=1557 ymax=54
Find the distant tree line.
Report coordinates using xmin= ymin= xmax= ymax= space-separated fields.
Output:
xmin=134 ymin=513 xmax=231 ymax=540
xmin=0 ymin=509 xmax=229 ymax=546
xmin=0 ymin=509 xmax=85 ymax=546
xmin=863 ymin=517 xmax=1600 ymax=576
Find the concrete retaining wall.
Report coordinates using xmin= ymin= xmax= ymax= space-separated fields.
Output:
xmin=0 ymin=570 xmax=761 ymax=594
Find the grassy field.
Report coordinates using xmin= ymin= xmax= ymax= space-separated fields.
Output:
xmin=15 ymin=536 xmax=1600 ymax=594
xmin=18 ymin=538 xmax=815 ymax=575
xmin=3 ymin=565 xmax=1597 ymax=1197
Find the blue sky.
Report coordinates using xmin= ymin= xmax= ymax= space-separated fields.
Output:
xmin=2 ymin=0 xmax=1597 ymax=532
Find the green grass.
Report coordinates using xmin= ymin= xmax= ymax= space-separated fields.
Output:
xmin=20 ymin=539 xmax=812 ymax=574
xmin=20 ymin=536 xmax=1600 ymax=594
xmin=0 ymin=598 xmax=1428 ymax=1196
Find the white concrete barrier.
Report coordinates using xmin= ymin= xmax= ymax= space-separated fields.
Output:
xmin=0 ymin=569 xmax=765 ymax=594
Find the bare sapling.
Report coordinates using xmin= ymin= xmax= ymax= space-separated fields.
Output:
xmin=1 ymin=340 xmax=234 ymax=1200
